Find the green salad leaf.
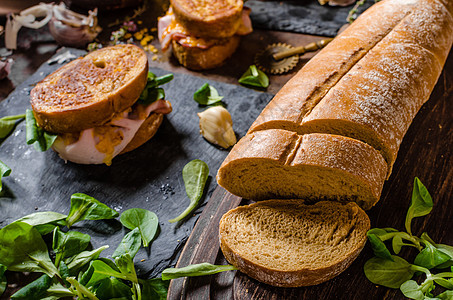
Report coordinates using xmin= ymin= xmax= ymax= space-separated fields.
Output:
xmin=66 ymin=246 xmax=109 ymax=273
xmin=0 ymin=264 xmax=6 ymax=296
xmin=138 ymin=72 xmax=173 ymax=105
xmin=120 ymin=209 xmax=158 ymax=248
xmin=0 ymin=159 xmax=11 ymax=192
xmin=414 ymin=240 xmax=452 ymax=269
xmin=15 ymin=211 xmax=67 ymax=235
xmin=25 ymin=109 xmax=57 ymax=152
xmin=66 ymin=193 xmax=119 ymax=228
xmin=140 ymin=278 xmax=169 ymax=300
xmin=238 ymin=65 xmax=269 ymax=88
xmin=162 ymin=263 xmax=237 ymax=280
xmin=0 ymin=113 xmax=25 ymax=139
xmin=405 ymin=177 xmax=433 ymax=235
xmin=113 ymin=227 xmax=142 ymax=259
xmin=364 ymin=256 xmax=417 ymax=289
xmin=10 ymin=274 xmax=53 ymax=300
xmin=0 ymin=222 xmax=59 ymax=278
xmin=193 ymin=83 xmax=224 ymax=105
xmin=367 ymin=233 xmax=394 ymax=261
xmin=53 ymin=227 xmax=91 ymax=267
xmin=169 ymin=159 xmax=209 ymax=223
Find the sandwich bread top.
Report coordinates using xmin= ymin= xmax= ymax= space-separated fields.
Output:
xmin=170 ymin=0 xmax=243 ymax=38
xmin=30 ymin=44 xmax=148 ymax=133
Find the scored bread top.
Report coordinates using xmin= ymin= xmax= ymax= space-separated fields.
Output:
xmin=217 ymin=130 xmax=387 ymax=210
xmin=219 ymin=200 xmax=370 ymax=287
xmin=170 ymin=0 xmax=243 ymax=38
xmin=30 ymin=44 xmax=148 ymax=133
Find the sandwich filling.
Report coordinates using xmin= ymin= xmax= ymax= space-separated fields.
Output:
xmin=158 ymin=7 xmax=252 ymax=51
xmin=52 ymin=99 xmax=171 ymax=166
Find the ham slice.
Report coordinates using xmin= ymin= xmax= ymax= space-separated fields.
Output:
xmin=52 ymin=99 xmax=171 ymax=165
xmin=158 ymin=7 xmax=253 ymax=51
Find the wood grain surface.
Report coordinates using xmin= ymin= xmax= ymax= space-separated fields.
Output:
xmin=167 ymin=48 xmax=453 ymax=300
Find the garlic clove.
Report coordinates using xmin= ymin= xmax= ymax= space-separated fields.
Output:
xmin=198 ymin=106 xmax=237 ymax=149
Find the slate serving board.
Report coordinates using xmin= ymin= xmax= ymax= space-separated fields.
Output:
xmin=247 ymin=0 xmax=373 ymax=37
xmin=0 ymin=49 xmax=273 ymax=279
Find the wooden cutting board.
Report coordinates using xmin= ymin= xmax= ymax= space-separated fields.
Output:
xmin=167 ymin=50 xmax=453 ymax=299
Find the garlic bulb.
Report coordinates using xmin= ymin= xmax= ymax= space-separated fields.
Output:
xmin=197 ymin=106 xmax=237 ymax=149
xmin=5 ymin=3 xmax=101 ymax=50
xmin=48 ymin=3 xmax=101 ymax=48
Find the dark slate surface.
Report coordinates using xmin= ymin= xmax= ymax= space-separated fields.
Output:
xmin=246 ymin=0 xmax=373 ymax=37
xmin=0 ymin=49 xmax=273 ymax=279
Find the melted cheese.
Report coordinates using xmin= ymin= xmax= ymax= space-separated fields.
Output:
xmin=52 ymin=100 xmax=168 ymax=165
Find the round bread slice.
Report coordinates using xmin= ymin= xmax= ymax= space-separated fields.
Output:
xmin=30 ymin=44 xmax=148 ymax=133
xmin=219 ymin=200 xmax=370 ymax=287
xmin=120 ymin=112 xmax=164 ymax=154
xmin=172 ymin=36 xmax=240 ymax=70
xmin=170 ymin=0 xmax=243 ymax=38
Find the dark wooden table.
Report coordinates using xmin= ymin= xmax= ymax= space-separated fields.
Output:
xmin=1 ymin=2 xmax=452 ymax=299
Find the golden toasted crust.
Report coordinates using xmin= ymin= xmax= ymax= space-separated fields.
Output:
xmin=30 ymin=44 xmax=148 ymax=133
xmin=217 ymin=130 xmax=387 ymax=210
xmin=171 ymin=36 xmax=240 ymax=70
xmin=219 ymin=200 xmax=370 ymax=287
xmin=170 ymin=0 xmax=243 ymax=38
xmin=120 ymin=113 xmax=164 ymax=154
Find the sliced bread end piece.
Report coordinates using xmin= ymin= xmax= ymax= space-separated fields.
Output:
xmin=219 ymin=200 xmax=370 ymax=287
xmin=217 ymin=130 xmax=387 ymax=210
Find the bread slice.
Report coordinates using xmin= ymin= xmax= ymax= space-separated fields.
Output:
xmin=30 ymin=44 xmax=148 ymax=133
xmin=170 ymin=0 xmax=243 ymax=38
xmin=219 ymin=200 xmax=370 ymax=287
xmin=248 ymin=0 xmax=453 ymax=172
xmin=119 ymin=112 xmax=164 ymax=154
xmin=217 ymin=130 xmax=387 ymax=210
xmin=171 ymin=36 xmax=240 ymax=70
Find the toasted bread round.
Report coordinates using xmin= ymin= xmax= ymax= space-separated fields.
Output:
xmin=170 ymin=0 xmax=243 ymax=38
xmin=30 ymin=44 xmax=148 ymax=133
xmin=172 ymin=36 xmax=240 ymax=70
xmin=219 ymin=200 xmax=370 ymax=287
xmin=120 ymin=112 xmax=164 ymax=154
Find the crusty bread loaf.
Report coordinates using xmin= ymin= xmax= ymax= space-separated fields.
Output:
xmin=248 ymin=0 xmax=453 ymax=172
xmin=170 ymin=0 xmax=243 ymax=38
xmin=30 ymin=44 xmax=148 ymax=133
xmin=219 ymin=200 xmax=370 ymax=287
xmin=171 ymin=36 xmax=240 ymax=70
xmin=217 ymin=130 xmax=387 ymax=210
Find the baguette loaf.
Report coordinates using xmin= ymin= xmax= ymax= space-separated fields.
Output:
xmin=217 ymin=130 xmax=387 ymax=210
xmin=219 ymin=200 xmax=370 ymax=287
xmin=248 ymin=0 xmax=453 ymax=172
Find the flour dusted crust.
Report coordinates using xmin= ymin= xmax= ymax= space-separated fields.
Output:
xmin=248 ymin=0 xmax=453 ymax=172
xmin=217 ymin=130 xmax=387 ymax=210
xmin=170 ymin=0 xmax=243 ymax=38
xmin=219 ymin=200 xmax=370 ymax=287
xmin=30 ymin=44 xmax=148 ymax=133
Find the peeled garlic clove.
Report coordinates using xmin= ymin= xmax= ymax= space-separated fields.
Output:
xmin=197 ymin=106 xmax=237 ymax=149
